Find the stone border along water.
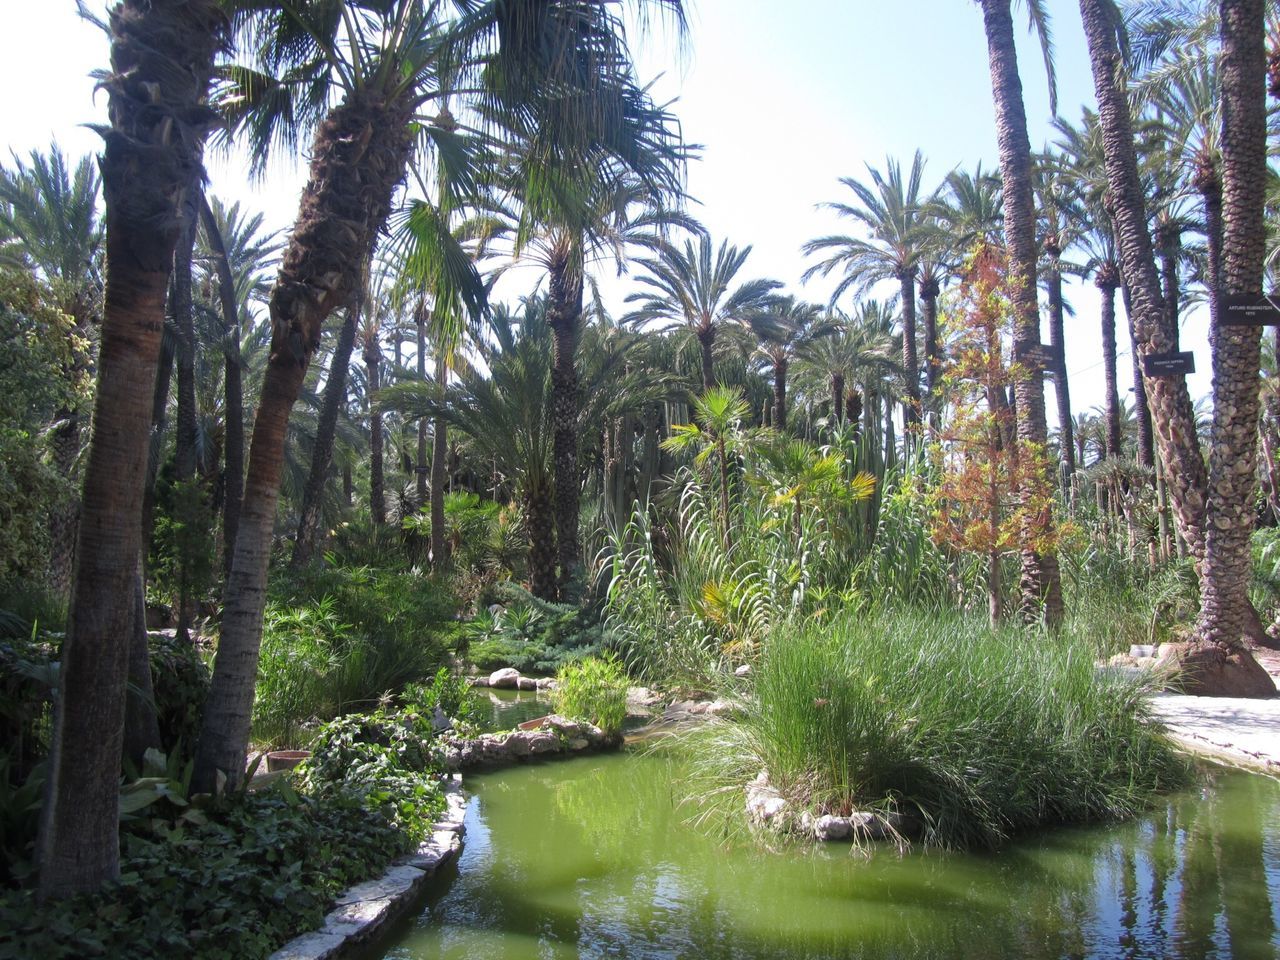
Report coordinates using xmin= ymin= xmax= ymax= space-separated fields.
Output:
xmin=266 ymin=714 xmax=620 ymax=960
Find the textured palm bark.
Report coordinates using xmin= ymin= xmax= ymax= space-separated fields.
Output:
xmin=548 ymin=251 xmax=584 ymax=596
xmin=172 ymin=181 xmax=200 ymax=643
xmin=920 ymin=274 xmax=941 ymax=395
xmin=1080 ymin=0 xmax=1209 ymax=563
xmin=36 ymin=0 xmax=224 ymax=899
xmin=1188 ymin=0 xmax=1274 ymax=695
xmin=1122 ymin=284 xmax=1156 ymax=468
xmin=198 ymin=195 xmax=244 ymax=576
xmin=1045 ymin=240 xmax=1075 ymax=477
xmin=194 ymin=90 xmax=415 ymax=793
xmin=830 ymin=372 xmax=845 ymax=425
xmin=364 ymin=337 xmax=385 ymax=526
xmin=430 ymin=351 xmax=447 ymax=569
xmin=697 ymin=324 xmax=716 ymax=392
xmin=898 ymin=269 xmax=921 ymax=429
xmin=122 ymin=560 xmax=161 ymax=769
xmin=1156 ymin=222 xmax=1183 ymax=350
xmin=292 ymin=302 xmax=359 ymax=568
xmin=773 ymin=356 xmax=788 ymax=432
xmin=415 ymin=302 xmax=428 ymax=506
xmin=525 ymin=483 xmax=557 ymax=601
xmin=980 ymin=0 xmax=1062 ymax=627
xmin=1098 ymin=270 xmax=1124 ymax=458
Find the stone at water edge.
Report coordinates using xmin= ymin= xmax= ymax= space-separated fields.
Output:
xmin=431 ymin=705 xmax=452 ymax=733
xmin=516 ymin=676 xmax=538 ymax=691
xmin=814 ymin=815 xmax=853 ymax=841
xmin=488 ymin=667 xmax=521 ymax=689
xmin=1174 ymin=642 xmax=1277 ymax=698
xmin=734 ymin=664 xmax=752 ymax=677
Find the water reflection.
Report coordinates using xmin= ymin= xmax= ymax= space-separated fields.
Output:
xmin=381 ymin=754 xmax=1280 ymax=960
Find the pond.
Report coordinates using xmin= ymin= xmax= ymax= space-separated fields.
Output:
xmin=467 ymin=686 xmax=554 ymax=733
xmin=377 ymin=751 xmax=1280 ymax=960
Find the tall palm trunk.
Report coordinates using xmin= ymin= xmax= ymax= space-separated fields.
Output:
xmin=697 ymin=324 xmax=716 ymax=392
xmin=194 ymin=90 xmax=415 ymax=794
xmin=919 ymin=274 xmax=941 ymax=424
xmin=980 ymin=0 xmax=1063 ymax=627
xmin=415 ymin=300 xmax=428 ymax=506
xmin=292 ymin=300 xmax=360 ymax=567
xmin=36 ymin=0 xmax=224 ymax=900
xmin=172 ymin=180 xmax=201 ymax=643
xmin=1156 ymin=222 xmax=1183 ymax=349
xmin=526 ymin=483 xmax=557 ymax=600
xmin=830 ymin=371 xmax=845 ymax=425
xmin=548 ymin=246 xmax=584 ymax=595
xmin=1191 ymin=0 xmax=1275 ymax=695
xmin=364 ymin=336 xmax=385 ymax=526
xmin=198 ymin=195 xmax=243 ymax=579
xmin=1122 ymin=284 xmax=1156 ymax=468
xmin=430 ymin=351 xmax=447 ymax=569
xmin=1079 ymin=0 xmax=1210 ymax=564
xmin=1045 ymin=238 xmax=1075 ymax=476
xmin=898 ymin=269 xmax=921 ymax=429
xmin=773 ymin=356 xmax=788 ymax=432
xmin=1099 ymin=270 xmax=1124 ymax=458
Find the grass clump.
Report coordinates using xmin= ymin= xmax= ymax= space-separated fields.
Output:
xmin=708 ymin=609 xmax=1188 ymax=850
xmin=553 ymin=655 xmax=628 ymax=737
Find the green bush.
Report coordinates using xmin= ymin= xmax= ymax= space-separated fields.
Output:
xmin=694 ymin=610 xmax=1188 ymax=850
xmin=553 ymin=655 xmax=628 ymax=737
xmin=149 ymin=631 xmax=210 ymax=760
xmin=0 ymin=783 xmax=419 ymax=959
xmin=466 ymin=582 xmax=603 ymax=674
xmin=403 ymin=668 xmax=478 ymax=729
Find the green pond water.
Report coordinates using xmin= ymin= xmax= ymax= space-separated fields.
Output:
xmin=468 ymin=686 xmax=553 ymax=733
xmin=378 ymin=752 xmax=1280 ymax=960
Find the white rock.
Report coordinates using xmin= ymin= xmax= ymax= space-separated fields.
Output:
xmin=1129 ymin=644 xmax=1156 ymax=659
xmin=488 ymin=667 xmax=521 ymax=688
xmin=535 ymin=677 xmax=557 ymax=690
xmin=814 ymin=815 xmax=853 ymax=841
xmin=516 ymin=676 xmax=538 ymax=691
xmin=734 ymin=664 xmax=752 ymax=677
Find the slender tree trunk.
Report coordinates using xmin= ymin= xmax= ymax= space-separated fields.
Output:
xmin=1099 ymin=274 xmax=1124 ymax=458
xmin=171 ymin=179 xmax=200 ymax=644
xmin=526 ymin=484 xmax=557 ymax=601
xmin=920 ymin=274 xmax=941 ymax=429
xmin=198 ymin=196 xmax=243 ymax=580
xmin=1157 ymin=222 xmax=1183 ymax=350
xmin=697 ymin=324 xmax=716 ymax=392
xmin=430 ymin=351 xmax=447 ymax=569
xmin=122 ymin=560 xmax=161 ymax=769
xmin=141 ymin=328 xmax=175 ymax=559
xmin=1046 ymin=243 xmax=1075 ymax=477
xmin=981 ymin=0 xmax=1062 ymax=627
xmin=365 ymin=337 xmax=385 ymax=526
xmin=415 ymin=300 xmax=428 ymax=507
xmin=1080 ymin=0 xmax=1210 ymax=564
xmin=36 ymin=0 xmax=224 ymax=899
xmin=899 ymin=270 xmax=921 ymax=429
xmin=773 ymin=356 xmax=788 ymax=432
xmin=1122 ymin=284 xmax=1156 ymax=468
xmin=1189 ymin=0 xmax=1275 ymax=695
xmin=292 ymin=300 xmax=360 ymax=568
xmin=193 ymin=89 xmax=415 ymax=794
xmin=548 ymin=248 xmax=584 ymax=595
xmin=830 ymin=371 xmax=845 ymax=425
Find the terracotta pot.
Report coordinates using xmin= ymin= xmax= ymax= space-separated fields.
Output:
xmin=265 ymin=750 xmax=311 ymax=772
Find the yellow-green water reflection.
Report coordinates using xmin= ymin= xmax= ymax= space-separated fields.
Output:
xmin=381 ymin=753 xmax=1280 ymax=959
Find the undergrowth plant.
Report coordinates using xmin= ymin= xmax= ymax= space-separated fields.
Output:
xmin=553 ymin=656 xmax=628 ymax=737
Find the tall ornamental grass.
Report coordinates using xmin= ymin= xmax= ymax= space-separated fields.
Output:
xmin=702 ymin=610 xmax=1188 ymax=850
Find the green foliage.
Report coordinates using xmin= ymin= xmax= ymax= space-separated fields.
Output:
xmin=0 ymin=783 xmax=418 ymax=959
xmin=691 ymin=610 xmax=1189 ymax=850
xmin=150 ymin=477 xmax=218 ymax=614
xmin=403 ymin=667 xmax=478 ymax=728
xmin=254 ymin=567 xmax=457 ymax=748
xmin=148 ymin=632 xmax=210 ymax=761
xmin=553 ymin=655 xmax=628 ymax=737
xmin=297 ymin=710 xmax=445 ymax=839
xmin=466 ymin=581 xmax=603 ymax=674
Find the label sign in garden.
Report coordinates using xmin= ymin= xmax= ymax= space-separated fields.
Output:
xmin=1221 ymin=293 xmax=1280 ymax=326
xmin=1013 ymin=342 xmax=1056 ymax=373
xmin=1141 ymin=351 xmax=1195 ymax=377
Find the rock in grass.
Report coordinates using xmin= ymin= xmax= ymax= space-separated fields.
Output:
xmin=813 ymin=815 xmax=853 ymax=841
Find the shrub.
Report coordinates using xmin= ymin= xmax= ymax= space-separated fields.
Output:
xmin=553 ymin=656 xmax=628 ymax=737
xmin=149 ymin=631 xmax=210 ymax=760
xmin=692 ymin=609 xmax=1189 ymax=850
xmin=403 ymin=668 xmax=478 ymax=728
xmin=466 ymin=581 xmax=603 ymax=674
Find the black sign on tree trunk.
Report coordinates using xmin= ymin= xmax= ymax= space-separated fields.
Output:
xmin=1220 ymin=292 xmax=1280 ymax=326
xmin=1012 ymin=341 xmax=1056 ymax=375
xmin=1141 ymin=350 xmax=1196 ymax=377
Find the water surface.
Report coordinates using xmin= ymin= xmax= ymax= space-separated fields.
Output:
xmin=382 ymin=752 xmax=1280 ymax=960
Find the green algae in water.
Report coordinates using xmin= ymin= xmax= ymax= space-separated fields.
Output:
xmin=380 ymin=753 xmax=1280 ymax=960
xmin=468 ymin=687 xmax=553 ymax=733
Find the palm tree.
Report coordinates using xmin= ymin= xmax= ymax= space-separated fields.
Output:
xmin=747 ymin=295 xmax=827 ymax=432
xmin=663 ymin=386 xmax=752 ymax=546
xmin=794 ymin=305 xmax=901 ymax=438
xmin=196 ymin=0 xmax=686 ymax=792
xmin=34 ymin=0 xmax=225 ymax=901
xmin=0 ymin=145 xmax=102 ymax=594
xmin=1192 ymin=0 xmax=1274 ymax=693
xmin=803 ymin=151 xmax=936 ymax=430
xmin=625 ymin=233 xmax=781 ymax=392
xmin=976 ymin=0 xmax=1063 ymax=626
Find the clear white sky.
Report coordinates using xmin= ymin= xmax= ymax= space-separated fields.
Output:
xmin=2 ymin=0 xmax=1215 ymax=416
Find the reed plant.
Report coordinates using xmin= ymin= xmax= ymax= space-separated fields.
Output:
xmin=687 ymin=609 xmax=1188 ymax=850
